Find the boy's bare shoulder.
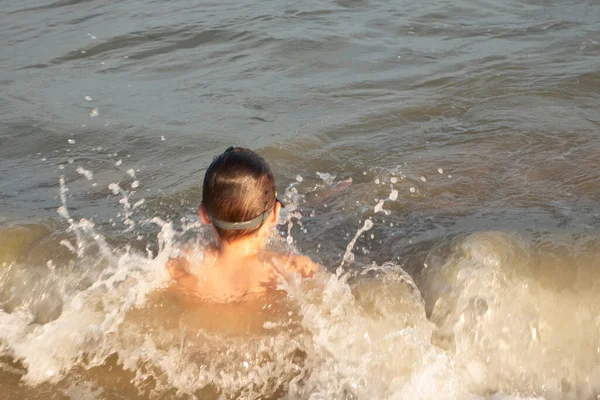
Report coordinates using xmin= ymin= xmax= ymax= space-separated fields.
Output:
xmin=266 ymin=251 xmax=321 ymax=278
xmin=167 ymin=247 xmax=215 ymax=290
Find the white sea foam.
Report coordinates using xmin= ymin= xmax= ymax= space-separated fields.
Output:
xmin=316 ymin=171 xmax=335 ymax=185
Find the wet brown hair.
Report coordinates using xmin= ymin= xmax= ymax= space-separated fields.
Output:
xmin=202 ymin=147 xmax=277 ymax=241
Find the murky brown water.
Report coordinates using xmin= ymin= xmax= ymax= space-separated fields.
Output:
xmin=1 ymin=0 xmax=599 ymax=398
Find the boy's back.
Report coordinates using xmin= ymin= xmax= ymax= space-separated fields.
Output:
xmin=168 ymin=250 xmax=317 ymax=303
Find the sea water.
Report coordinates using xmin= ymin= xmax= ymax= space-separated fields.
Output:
xmin=1 ymin=0 xmax=600 ymax=398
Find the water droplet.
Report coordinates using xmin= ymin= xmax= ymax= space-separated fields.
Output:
xmin=108 ymin=183 xmax=120 ymax=194
xmin=421 ymin=176 xmax=427 ymax=182
xmin=131 ymin=181 xmax=140 ymax=189
xmin=390 ymin=177 xmax=398 ymax=183
xmin=76 ymin=166 xmax=94 ymax=180
xmin=90 ymin=108 xmax=99 ymax=117
xmin=295 ymin=175 xmax=303 ymax=182
xmin=438 ymin=168 xmax=444 ymax=174
xmin=115 ymin=160 xmax=122 ymax=166
xmin=84 ymin=96 xmax=92 ymax=101
xmin=410 ymin=187 xmax=416 ymax=193
xmin=160 ymin=136 xmax=166 ymax=141
xmin=374 ymin=199 xmax=385 ymax=213
xmin=68 ymin=139 xmax=76 ymax=144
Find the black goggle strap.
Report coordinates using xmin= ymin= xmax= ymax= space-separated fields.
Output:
xmin=209 ymin=207 xmax=273 ymax=230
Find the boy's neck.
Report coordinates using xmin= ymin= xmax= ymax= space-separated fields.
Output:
xmin=217 ymin=235 xmax=264 ymax=258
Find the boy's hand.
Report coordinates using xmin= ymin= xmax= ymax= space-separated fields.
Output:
xmin=290 ymin=255 xmax=320 ymax=278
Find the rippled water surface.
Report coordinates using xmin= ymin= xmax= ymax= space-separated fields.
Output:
xmin=1 ymin=0 xmax=600 ymax=399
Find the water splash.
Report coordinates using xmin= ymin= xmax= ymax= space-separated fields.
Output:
xmin=1 ymin=171 xmax=598 ymax=399
xmin=0 ymin=177 xmax=174 ymax=387
xmin=339 ymin=218 xmax=374 ymax=271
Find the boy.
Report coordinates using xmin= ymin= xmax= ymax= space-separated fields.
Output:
xmin=168 ymin=147 xmax=319 ymax=302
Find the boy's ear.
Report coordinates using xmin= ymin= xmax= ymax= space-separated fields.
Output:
xmin=199 ymin=204 xmax=212 ymax=225
xmin=272 ymin=201 xmax=281 ymax=224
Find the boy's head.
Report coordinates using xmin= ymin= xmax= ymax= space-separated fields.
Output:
xmin=200 ymin=147 xmax=282 ymax=241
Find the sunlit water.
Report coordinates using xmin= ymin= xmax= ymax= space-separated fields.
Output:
xmin=1 ymin=0 xmax=600 ymax=398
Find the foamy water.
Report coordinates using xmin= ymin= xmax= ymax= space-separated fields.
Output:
xmin=0 ymin=166 xmax=599 ymax=399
